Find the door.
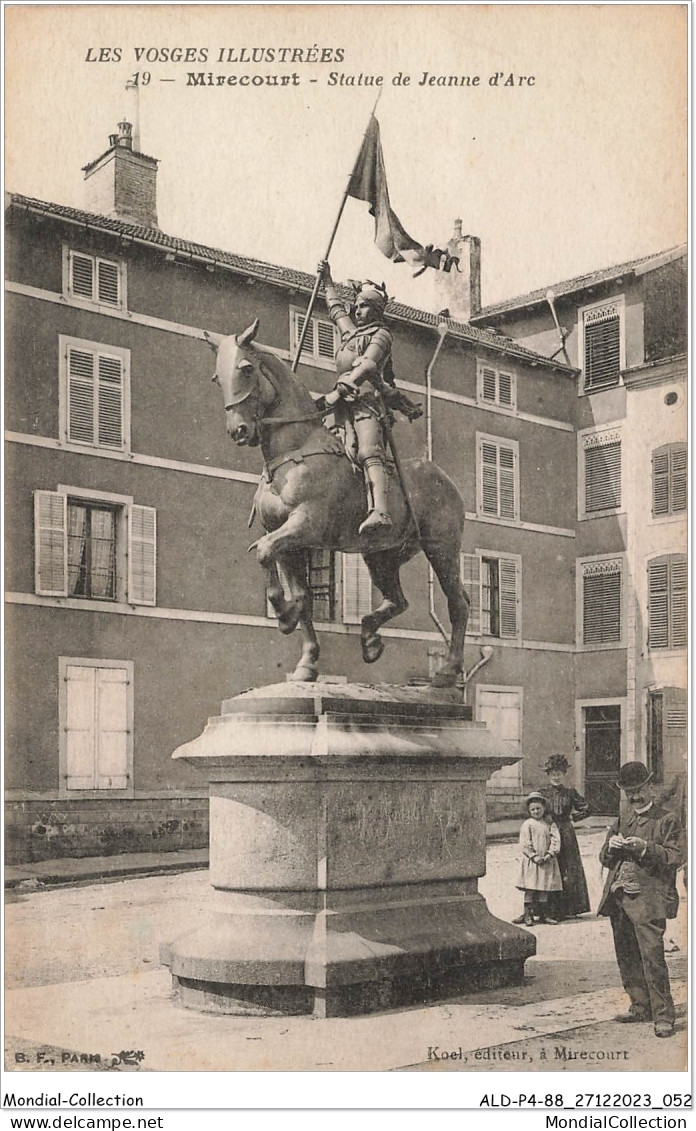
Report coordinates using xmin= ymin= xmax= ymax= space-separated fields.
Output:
xmin=583 ymin=703 xmax=621 ymax=814
xmin=477 ymin=688 xmax=522 ymax=791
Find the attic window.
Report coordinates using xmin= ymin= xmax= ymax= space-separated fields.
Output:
xmin=581 ymin=299 xmax=624 ymax=391
xmin=64 ymin=248 xmax=125 ymax=310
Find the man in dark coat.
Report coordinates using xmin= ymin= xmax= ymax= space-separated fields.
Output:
xmin=598 ymin=762 xmax=686 ymax=1038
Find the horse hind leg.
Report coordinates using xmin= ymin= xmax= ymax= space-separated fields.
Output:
xmin=277 ymin=551 xmax=320 ymax=682
xmin=360 ymin=549 xmax=409 ymax=664
xmin=424 ymin=542 xmax=470 ymax=688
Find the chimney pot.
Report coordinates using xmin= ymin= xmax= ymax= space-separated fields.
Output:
xmin=117 ymin=120 xmax=133 ymax=149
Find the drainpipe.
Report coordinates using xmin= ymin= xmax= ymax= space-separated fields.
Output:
xmin=426 ymin=318 xmax=450 ymax=643
xmin=462 ymin=646 xmax=494 ymax=705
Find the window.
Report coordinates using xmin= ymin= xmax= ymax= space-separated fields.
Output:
xmin=34 ymin=489 xmax=156 ymax=605
xmin=64 ymin=248 xmax=125 ymax=309
xmin=647 ymin=687 xmax=687 ymax=783
xmin=582 ymin=428 xmax=622 ymax=515
xmin=59 ymin=336 xmax=130 ymax=451
xmin=580 ymin=557 xmax=622 ymax=646
xmin=59 ymin=658 xmax=133 ymax=794
xmin=477 ymin=434 xmax=519 ymax=520
xmin=342 ymin=553 xmax=372 ymax=624
xmin=477 ymin=361 xmax=516 ymax=410
xmin=580 ymin=298 xmax=624 ymax=390
xmin=290 ymin=309 xmax=337 ymax=363
xmin=647 ymin=554 xmax=687 ymax=650
xmin=308 ymin=549 xmax=336 ymax=622
xmin=461 ymin=551 xmax=521 ymax=639
xmin=652 ymin=444 xmax=687 ymax=517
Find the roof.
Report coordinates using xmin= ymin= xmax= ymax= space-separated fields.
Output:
xmin=6 ymin=192 xmax=574 ymax=374
xmin=470 ymin=244 xmax=687 ymax=321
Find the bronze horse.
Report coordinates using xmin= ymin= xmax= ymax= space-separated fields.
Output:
xmin=206 ymin=319 xmax=470 ymax=687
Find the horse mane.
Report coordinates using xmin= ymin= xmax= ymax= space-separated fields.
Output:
xmin=253 ymin=343 xmax=317 ymax=411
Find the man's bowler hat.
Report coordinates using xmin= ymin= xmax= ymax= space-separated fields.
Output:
xmin=616 ymin=762 xmax=653 ymax=790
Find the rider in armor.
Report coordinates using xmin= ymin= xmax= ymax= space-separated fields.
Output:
xmin=318 ymin=260 xmax=420 ymax=535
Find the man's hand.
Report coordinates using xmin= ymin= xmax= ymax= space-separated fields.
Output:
xmin=609 ymin=835 xmax=626 ymax=852
xmin=623 ymin=836 xmax=647 ymax=857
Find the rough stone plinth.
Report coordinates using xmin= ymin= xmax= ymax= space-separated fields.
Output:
xmin=161 ymin=682 xmax=535 ymax=1016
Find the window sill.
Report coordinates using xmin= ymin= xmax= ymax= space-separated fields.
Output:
xmin=650 ymin=512 xmax=687 ymax=526
xmin=59 ymin=439 xmax=131 ymax=459
xmin=577 ymin=641 xmax=625 ymax=652
xmin=579 ymin=508 xmax=625 ymax=521
xmin=477 ymin=399 xmax=517 ymax=416
xmin=579 ymin=379 xmax=623 ymax=396
xmin=645 ymin=646 xmax=686 ymax=658
xmin=291 ymin=352 xmax=335 ymax=373
xmin=64 ymin=293 xmax=125 ymax=315
xmin=60 ymin=787 xmax=134 ymax=800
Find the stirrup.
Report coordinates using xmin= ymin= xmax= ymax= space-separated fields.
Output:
xmin=358 ymin=510 xmax=393 ymax=535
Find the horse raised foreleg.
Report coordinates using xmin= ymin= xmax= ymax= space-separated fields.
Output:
xmin=360 ymin=549 xmax=409 ymax=665
xmin=276 ymin=550 xmax=320 ymax=683
xmin=256 ymin=513 xmax=312 ymax=636
xmin=424 ymin=542 xmax=470 ymax=688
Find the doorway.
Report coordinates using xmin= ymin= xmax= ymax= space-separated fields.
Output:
xmin=583 ymin=703 xmax=622 ymax=814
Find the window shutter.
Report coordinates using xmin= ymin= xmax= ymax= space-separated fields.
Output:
xmin=498 ymin=445 xmax=517 ymax=518
xmin=67 ymin=347 xmax=97 ymax=444
xmin=70 ymin=253 xmax=94 ymax=299
xmin=97 ymin=354 xmax=124 ymax=448
xmin=663 ymin=686 xmax=687 ymax=783
xmin=316 ymin=319 xmax=336 ymax=359
xmin=460 ymin=552 xmax=481 ymax=634
xmin=481 ymin=367 xmax=497 ymax=402
xmin=652 ymin=449 xmax=670 ymax=516
xmin=34 ymin=490 xmax=68 ymax=596
xmin=670 ymin=555 xmax=687 ymax=648
xmin=670 ymin=446 xmax=687 ymax=513
xmin=128 ymin=505 xmax=157 ymax=606
xmin=342 ymin=553 xmax=372 ymax=623
xmin=585 ymin=440 xmax=621 ymax=512
xmin=584 ymin=306 xmax=621 ymax=388
xmin=583 ymin=561 xmax=621 ymax=644
xmin=647 ymin=558 xmax=670 ymax=649
xmin=95 ymin=667 xmax=129 ymax=789
xmin=480 ymin=441 xmax=499 ymax=515
xmin=65 ymin=665 xmax=97 ymax=789
xmin=97 ymin=259 xmax=120 ymax=305
xmin=499 ymin=557 xmax=519 ymax=638
xmin=295 ymin=312 xmax=314 ymax=355
xmin=498 ymin=371 xmax=513 ymax=407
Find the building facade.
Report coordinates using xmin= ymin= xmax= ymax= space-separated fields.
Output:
xmin=6 ymin=122 xmax=583 ymax=862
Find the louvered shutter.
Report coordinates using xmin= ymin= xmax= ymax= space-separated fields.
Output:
xmin=95 ymin=667 xmax=129 ymax=789
xmin=499 ymin=445 xmax=517 ymax=518
xmin=498 ymin=371 xmax=513 ymax=407
xmin=128 ymin=505 xmax=157 ymax=606
xmin=65 ymin=665 xmax=98 ymax=789
xmin=342 ymin=553 xmax=372 ymax=623
xmin=316 ymin=319 xmax=336 ymax=359
xmin=97 ymin=259 xmax=120 ymax=305
xmin=460 ymin=552 xmax=481 ymax=634
xmin=583 ymin=562 xmax=621 ymax=644
xmin=648 ymin=558 xmax=670 ymax=649
xmin=97 ymin=354 xmax=124 ymax=448
xmin=670 ymin=446 xmax=687 ymax=513
xmin=295 ymin=312 xmax=315 ymax=356
xmin=34 ymin=490 xmax=68 ymax=596
xmin=481 ymin=367 xmax=497 ymax=402
xmin=481 ymin=441 xmax=500 ymax=515
xmin=67 ymin=347 xmax=97 ymax=444
xmin=669 ymin=555 xmax=687 ymax=648
xmin=584 ymin=306 xmax=621 ymax=388
xmin=585 ymin=440 xmax=621 ymax=512
xmin=499 ymin=557 xmax=519 ymax=638
xmin=652 ymin=449 xmax=670 ymax=516
xmin=663 ymin=686 xmax=687 ymax=784
xmin=70 ymin=252 xmax=94 ymax=299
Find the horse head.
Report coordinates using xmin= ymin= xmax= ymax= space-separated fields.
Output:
xmin=206 ymin=319 xmax=277 ymax=446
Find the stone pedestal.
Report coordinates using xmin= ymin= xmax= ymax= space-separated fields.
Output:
xmin=161 ymin=682 xmax=535 ymax=1016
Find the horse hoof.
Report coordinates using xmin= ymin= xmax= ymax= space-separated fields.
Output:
xmin=431 ymin=669 xmax=458 ymax=688
xmin=361 ymin=633 xmax=385 ymax=664
xmin=289 ymin=666 xmax=318 ymax=683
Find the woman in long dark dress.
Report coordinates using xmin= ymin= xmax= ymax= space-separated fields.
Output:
xmin=540 ymin=754 xmax=591 ymax=919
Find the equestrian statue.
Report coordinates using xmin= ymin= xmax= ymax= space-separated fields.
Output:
xmin=205 ymin=261 xmax=470 ymax=687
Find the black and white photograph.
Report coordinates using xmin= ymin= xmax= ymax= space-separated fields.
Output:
xmin=3 ymin=0 xmax=688 ymax=1111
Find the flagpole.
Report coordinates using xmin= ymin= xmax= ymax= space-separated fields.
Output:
xmin=291 ymin=90 xmax=383 ymax=373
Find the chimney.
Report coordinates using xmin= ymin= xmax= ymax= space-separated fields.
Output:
xmin=82 ymin=120 xmax=159 ymax=228
xmin=432 ymin=220 xmax=481 ymax=322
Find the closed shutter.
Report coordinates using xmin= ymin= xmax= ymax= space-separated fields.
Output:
xmin=97 ymin=259 xmax=120 ymax=305
xmin=65 ymin=665 xmax=98 ymax=789
xmin=66 ymin=346 xmax=124 ymax=449
xmin=648 ymin=555 xmax=686 ymax=649
xmin=295 ymin=312 xmax=315 ymax=356
xmin=316 ymin=319 xmax=336 ymax=359
xmin=128 ymin=505 xmax=157 ymax=605
xmin=663 ymin=686 xmax=687 ymax=782
xmin=499 ymin=557 xmax=519 ymax=638
xmin=652 ymin=449 xmax=670 ymax=516
xmin=67 ymin=347 xmax=97 ymax=444
xmin=342 ymin=553 xmax=372 ymax=623
xmin=583 ymin=561 xmax=621 ymax=644
xmin=70 ymin=252 xmax=94 ymax=299
xmin=481 ymin=441 xmax=500 ymax=515
xmin=34 ymin=490 xmax=68 ymax=596
xmin=670 ymin=555 xmax=687 ymax=647
xmin=481 ymin=367 xmax=497 ymax=402
xmin=498 ymin=371 xmax=513 ymax=407
xmin=584 ymin=306 xmax=621 ymax=388
xmin=97 ymin=355 xmax=124 ymax=448
xmin=499 ymin=445 xmax=517 ymax=518
xmin=585 ymin=440 xmax=621 ymax=512
xmin=95 ymin=668 xmax=129 ymax=789
xmin=480 ymin=440 xmax=517 ymax=519
xmin=460 ymin=552 xmax=481 ymax=634
xmin=671 ymin=446 xmax=687 ymax=512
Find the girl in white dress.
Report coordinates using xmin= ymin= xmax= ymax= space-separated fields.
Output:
xmin=515 ymin=792 xmax=563 ymax=926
